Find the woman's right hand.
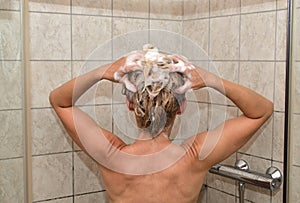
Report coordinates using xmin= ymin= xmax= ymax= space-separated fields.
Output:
xmin=169 ymin=54 xmax=210 ymax=94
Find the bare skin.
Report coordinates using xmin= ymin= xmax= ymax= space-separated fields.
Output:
xmin=49 ymin=54 xmax=273 ymax=203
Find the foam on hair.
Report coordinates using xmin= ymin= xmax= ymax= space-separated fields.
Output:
xmin=122 ymin=45 xmax=186 ymax=137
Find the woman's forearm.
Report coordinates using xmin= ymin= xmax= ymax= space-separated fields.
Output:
xmin=49 ymin=63 xmax=111 ymax=108
xmin=206 ymin=74 xmax=273 ymax=119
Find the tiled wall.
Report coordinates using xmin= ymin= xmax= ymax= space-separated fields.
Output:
xmin=3 ymin=0 xmax=284 ymax=202
xmin=29 ymin=0 xmax=184 ymax=202
xmin=0 ymin=0 xmax=25 ymax=202
xmin=183 ymin=0 xmax=287 ymax=202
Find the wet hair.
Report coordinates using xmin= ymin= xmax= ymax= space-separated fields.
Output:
xmin=122 ymin=71 xmax=186 ymax=137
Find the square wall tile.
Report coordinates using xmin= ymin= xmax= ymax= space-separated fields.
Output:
xmin=75 ymin=192 xmax=107 ymax=203
xmin=150 ymin=0 xmax=183 ymax=20
xmin=0 ymin=61 xmax=22 ymax=110
xmin=149 ymin=20 xmax=182 ymax=54
xmin=208 ymin=105 xmax=238 ymax=130
xmin=291 ymin=114 xmax=300 ymax=166
xmin=277 ymin=0 xmax=288 ymax=10
xmin=32 ymin=153 xmax=73 ymax=202
xmin=113 ymin=0 xmax=148 ymax=18
xmin=210 ymin=0 xmax=240 ymax=17
xmin=72 ymin=61 xmax=113 ymax=106
xmin=295 ymin=8 xmax=300 ymax=61
xmin=72 ymin=15 xmax=112 ymax=60
xmin=273 ymin=112 xmax=284 ymax=162
xmin=0 ymin=0 xmax=20 ymax=10
xmin=209 ymin=15 xmax=240 ymax=60
xmin=274 ymin=62 xmax=286 ymax=112
xmin=293 ymin=62 xmax=300 ymax=113
xmin=239 ymin=62 xmax=275 ymax=102
xmin=74 ymin=151 xmax=104 ymax=194
xmin=184 ymin=0 xmax=209 ymax=20
xmin=290 ymin=166 xmax=300 ymax=203
xmin=207 ymin=187 xmax=235 ymax=203
xmin=30 ymin=13 xmax=71 ymax=60
xmin=72 ymin=0 xmax=112 ymax=16
xmin=241 ymin=0 xmax=276 ymax=13
xmin=29 ymin=0 xmax=71 ymax=13
xmin=32 ymin=108 xmax=73 ymax=155
xmin=183 ymin=19 xmax=209 ymax=60
xmin=240 ymin=12 xmax=276 ymax=60
xmin=0 ymin=11 xmax=21 ymax=60
xmin=0 ymin=110 xmax=23 ymax=159
xmin=276 ymin=10 xmax=287 ymax=61
xmin=31 ymin=61 xmax=71 ymax=108
xmin=239 ymin=115 xmax=273 ymax=159
xmin=0 ymin=158 xmax=24 ymax=202
xmin=112 ymin=18 xmax=148 ymax=59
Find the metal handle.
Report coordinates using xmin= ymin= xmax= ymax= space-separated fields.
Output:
xmin=209 ymin=159 xmax=282 ymax=191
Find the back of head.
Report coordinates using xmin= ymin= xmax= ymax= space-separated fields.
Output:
xmin=122 ymin=46 xmax=186 ymax=137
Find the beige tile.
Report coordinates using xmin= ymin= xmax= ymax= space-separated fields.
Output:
xmin=295 ymin=8 xmax=300 ymax=61
xmin=292 ymin=62 xmax=300 ymax=113
xmin=0 ymin=110 xmax=23 ymax=159
xmin=113 ymin=0 xmax=148 ymax=18
xmin=72 ymin=15 xmax=111 ymax=60
xmin=150 ymin=0 xmax=183 ymax=20
xmin=210 ymin=15 xmax=240 ymax=60
xmin=32 ymin=108 xmax=72 ymax=155
xmin=0 ymin=158 xmax=24 ymax=202
xmin=184 ymin=0 xmax=209 ymax=20
xmin=74 ymin=151 xmax=104 ymax=194
xmin=291 ymin=114 xmax=300 ymax=166
xmin=31 ymin=61 xmax=71 ymax=108
xmin=290 ymin=166 xmax=300 ymax=203
xmin=112 ymin=18 xmax=148 ymax=59
xmin=32 ymin=153 xmax=73 ymax=201
xmin=72 ymin=61 xmax=113 ymax=106
xmin=276 ymin=10 xmax=287 ymax=61
xmin=0 ymin=61 xmax=22 ymax=110
xmin=149 ymin=20 xmax=182 ymax=54
xmin=72 ymin=0 xmax=112 ymax=16
xmin=236 ymin=154 xmax=272 ymax=202
xmin=0 ymin=0 xmax=20 ymax=10
xmin=208 ymin=105 xmax=238 ymax=130
xmin=239 ymin=115 xmax=273 ymax=159
xmin=239 ymin=62 xmax=275 ymax=102
xmin=241 ymin=0 xmax=276 ymax=13
xmin=74 ymin=192 xmax=108 ymax=203
xmin=29 ymin=0 xmax=70 ymax=13
xmin=197 ymin=186 xmax=206 ymax=203
xmin=240 ymin=12 xmax=276 ymax=60
xmin=273 ymin=112 xmax=284 ymax=162
xmin=277 ymin=0 xmax=288 ymax=10
xmin=30 ymin=12 xmax=71 ymax=60
xmin=207 ymin=187 xmax=235 ymax=203
xmin=0 ymin=11 xmax=21 ymax=60
xmin=274 ymin=62 xmax=286 ymax=112
xmin=210 ymin=0 xmax=240 ymax=17
xmin=183 ymin=19 xmax=209 ymax=60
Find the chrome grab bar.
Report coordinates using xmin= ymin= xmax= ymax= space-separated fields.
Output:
xmin=209 ymin=160 xmax=282 ymax=191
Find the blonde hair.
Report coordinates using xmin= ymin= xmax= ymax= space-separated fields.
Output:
xmin=122 ymin=71 xmax=185 ymax=137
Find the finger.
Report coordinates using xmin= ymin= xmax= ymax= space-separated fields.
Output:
xmin=175 ymin=80 xmax=192 ymax=94
xmin=119 ymin=75 xmax=137 ymax=93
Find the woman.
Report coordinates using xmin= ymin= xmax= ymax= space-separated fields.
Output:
xmin=49 ymin=45 xmax=273 ymax=203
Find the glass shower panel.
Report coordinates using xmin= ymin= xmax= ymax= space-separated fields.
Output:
xmin=289 ymin=0 xmax=300 ymax=202
xmin=0 ymin=0 xmax=25 ymax=202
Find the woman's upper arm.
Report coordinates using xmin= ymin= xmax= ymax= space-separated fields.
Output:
xmin=52 ymin=105 xmax=126 ymax=159
xmin=195 ymin=114 xmax=270 ymax=170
